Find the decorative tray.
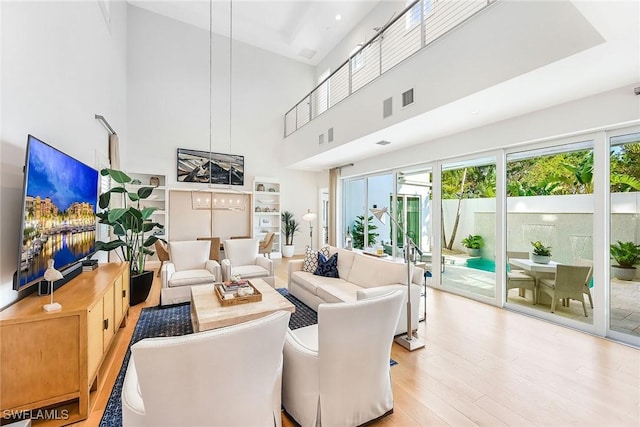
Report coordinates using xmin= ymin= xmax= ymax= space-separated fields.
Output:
xmin=214 ymin=281 xmax=262 ymax=306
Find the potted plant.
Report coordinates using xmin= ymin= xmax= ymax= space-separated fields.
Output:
xmin=461 ymin=234 xmax=484 ymax=257
xmin=530 ymin=241 xmax=552 ymax=264
xmin=610 ymin=240 xmax=640 ymax=281
xmin=281 ymin=210 xmax=300 ymax=257
xmin=95 ymin=169 xmax=165 ymax=305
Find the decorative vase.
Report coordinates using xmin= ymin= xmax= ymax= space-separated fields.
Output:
xmin=130 ymin=270 xmax=154 ymax=305
xmin=530 ymin=253 xmax=551 ymax=264
xmin=611 ymin=266 xmax=637 ymax=281
xmin=282 ymin=245 xmax=295 ymax=258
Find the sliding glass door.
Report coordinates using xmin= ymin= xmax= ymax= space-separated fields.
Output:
xmin=440 ymin=157 xmax=496 ymax=298
xmin=609 ymin=131 xmax=640 ymax=342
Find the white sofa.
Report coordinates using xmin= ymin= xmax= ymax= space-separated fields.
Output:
xmin=288 ymin=246 xmax=424 ymax=335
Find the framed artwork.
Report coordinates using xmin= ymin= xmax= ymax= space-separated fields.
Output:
xmin=177 ymin=148 xmax=244 ymax=186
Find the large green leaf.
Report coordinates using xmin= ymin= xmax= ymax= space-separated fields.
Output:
xmin=128 ymin=192 xmax=140 ymax=202
xmin=137 ymin=187 xmax=154 ymax=199
xmin=107 ymin=208 xmax=127 ymax=223
xmin=95 ymin=240 xmax=127 ymax=252
xmin=101 ymin=168 xmax=131 ymax=184
xmin=140 ymin=207 xmax=158 ymax=220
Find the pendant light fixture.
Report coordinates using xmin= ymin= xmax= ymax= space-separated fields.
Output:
xmin=192 ymin=0 xmax=246 ymax=211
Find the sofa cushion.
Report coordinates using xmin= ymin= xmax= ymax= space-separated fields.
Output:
xmin=348 ymin=254 xmax=408 ymax=288
xmin=291 ymin=271 xmax=351 ymax=296
xmin=302 ymin=245 xmax=330 ymax=273
xmin=328 ymin=247 xmax=356 ymax=279
xmin=314 ymin=253 xmax=339 ymax=278
xmin=232 ymin=265 xmax=270 ymax=278
xmin=168 ymin=269 xmax=215 ymax=288
xmin=316 ymin=282 xmax=362 ymax=304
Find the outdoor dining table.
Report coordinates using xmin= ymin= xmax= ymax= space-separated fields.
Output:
xmin=509 ymin=258 xmax=561 ymax=304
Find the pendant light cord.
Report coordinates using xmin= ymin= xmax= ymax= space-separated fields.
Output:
xmin=208 ymin=0 xmax=213 ymax=185
xmin=229 ymin=0 xmax=233 ymax=185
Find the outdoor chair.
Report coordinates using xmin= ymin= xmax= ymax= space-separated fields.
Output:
xmin=282 ymin=290 xmax=404 ymax=426
xmin=507 ymin=251 xmax=537 ymax=304
xmin=575 ymin=257 xmax=594 ymax=308
xmin=122 ymin=311 xmax=290 ymax=426
xmin=538 ymin=265 xmax=592 ymax=316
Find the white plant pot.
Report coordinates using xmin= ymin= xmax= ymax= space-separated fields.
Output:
xmin=612 ymin=266 xmax=637 ymax=281
xmin=530 ymin=253 xmax=551 ymax=264
xmin=282 ymin=245 xmax=295 ymax=258
xmin=466 ymin=248 xmax=481 ymax=257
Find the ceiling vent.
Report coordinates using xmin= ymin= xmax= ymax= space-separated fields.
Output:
xmin=383 ymin=97 xmax=393 ymax=118
xmin=328 ymin=128 xmax=334 ymax=143
xmin=376 ymin=140 xmax=392 ymax=146
xmin=402 ymin=89 xmax=414 ymax=107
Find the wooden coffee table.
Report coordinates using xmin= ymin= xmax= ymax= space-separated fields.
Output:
xmin=190 ymin=278 xmax=295 ymax=332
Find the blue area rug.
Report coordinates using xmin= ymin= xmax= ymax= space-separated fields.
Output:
xmin=99 ymin=288 xmax=394 ymax=426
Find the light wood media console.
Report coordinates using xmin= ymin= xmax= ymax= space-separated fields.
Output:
xmin=0 ymin=263 xmax=130 ymax=426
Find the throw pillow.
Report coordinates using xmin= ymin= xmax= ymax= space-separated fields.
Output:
xmin=302 ymin=245 xmax=330 ymax=273
xmin=314 ymin=253 xmax=339 ymax=278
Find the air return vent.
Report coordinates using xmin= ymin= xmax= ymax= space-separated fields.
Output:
xmin=328 ymin=128 xmax=334 ymax=143
xmin=402 ymin=89 xmax=414 ymax=107
xmin=383 ymin=97 xmax=393 ymax=118
xmin=319 ymin=134 xmax=325 ymax=144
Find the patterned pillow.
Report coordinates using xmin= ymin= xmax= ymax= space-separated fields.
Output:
xmin=302 ymin=246 xmax=330 ymax=273
xmin=314 ymin=252 xmax=339 ymax=278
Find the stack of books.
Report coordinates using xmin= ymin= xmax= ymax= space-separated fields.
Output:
xmin=81 ymin=259 xmax=98 ymax=272
xmin=221 ymin=280 xmax=249 ymax=294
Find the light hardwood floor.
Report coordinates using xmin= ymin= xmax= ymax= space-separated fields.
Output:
xmin=82 ymin=258 xmax=639 ymax=426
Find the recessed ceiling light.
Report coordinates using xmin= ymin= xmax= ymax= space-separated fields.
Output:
xmin=471 ymin=111 xmax=479 ymax=115
xmin=335 ymin=14 xmax=342 ymax=21
xmin=376 ymin=140 xmax=391 ymax=146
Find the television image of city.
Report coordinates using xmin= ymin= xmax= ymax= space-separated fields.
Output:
xmin=19 ymin=138 xmax=99 ymax=287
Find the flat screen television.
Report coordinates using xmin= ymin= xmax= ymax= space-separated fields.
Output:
xmin=14 ymin=135 xmax=99 ymax=291
xmin=176 ymin=148 xmax=244 ymax=185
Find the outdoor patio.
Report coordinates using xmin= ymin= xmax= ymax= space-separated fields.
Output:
xmin=433 ymin=262 xmax=640 ymax=337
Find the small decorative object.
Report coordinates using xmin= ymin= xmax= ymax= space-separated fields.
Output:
xmin=149 ymin=176 xmax=160 ymax=187
xmin=610 ymin=240 xmax=640 ymax=281
xmin=43 ymin=259 xmax=63 ymax=312
xmin=530 ymin=241 xmax=552 ymax=264
xmin=257 ymin=183 xmax=265 ymax=191
xmin=345 ymin=227 xmax=353 ymax=250
xmin=268 ymin=187 xmax=276 ymax=192
xmin=461 ymin=234 xmax=484 ymax=257
xmin=264 ymin=207 xmax=270 ymax=212
xmin=255 ymin=206 xmax=262 ymax=212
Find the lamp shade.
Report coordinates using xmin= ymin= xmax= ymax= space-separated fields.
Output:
xmin=302 ymin=209 xmax=317 ymax=223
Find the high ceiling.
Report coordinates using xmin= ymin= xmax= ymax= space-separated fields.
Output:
xmin=128 ymin=0 xmax=388 ymax=65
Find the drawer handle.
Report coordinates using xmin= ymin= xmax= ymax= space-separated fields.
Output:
xmin=103 ymin=319 xmax=109 ymax=330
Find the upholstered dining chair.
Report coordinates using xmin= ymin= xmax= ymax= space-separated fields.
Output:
xmin=222 ymin=238 xmax=273 ymax=282
xmin=122 ymin=311 xmax=291 ymax=427
xmin=282 ymin=290 xmax=404 ymax=426
xmin=259 ymin=232 xmax=276 ymax=258
xmin=538 ymin=264 xmax=592 ymax=316
xmin=160 ymin=240 xmax=220 ymax=306
xmin=154 ymin=240 xmax=169 ymax=277
xmin=507 ymin=251 xmax=537 ymax=304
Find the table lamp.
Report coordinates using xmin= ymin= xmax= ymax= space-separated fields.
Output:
xmin=43 ymin=259 xmax=63 ymax=312
xmin=370 ymin=205 xmax=425 ymax=351
xmin=302 ymin=209 xmax=318 ymax=249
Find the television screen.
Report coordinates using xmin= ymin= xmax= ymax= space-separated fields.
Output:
xmin=15 ymin=135 xmax=99 ymax=291
xmin=176 ymin=148 xmax=244 ymax=186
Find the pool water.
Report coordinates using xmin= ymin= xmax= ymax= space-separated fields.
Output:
xmin=465 ymin=258 xmax=496 ymax=272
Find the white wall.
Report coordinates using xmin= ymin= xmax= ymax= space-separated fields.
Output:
xmin=126 ymin=6 xmax=320 ymax=253
xmin=0 ymin=1 xmax=128 ymax=309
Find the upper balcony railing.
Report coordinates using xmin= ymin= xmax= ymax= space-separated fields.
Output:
xmin=284 ymin=0 xmax=495 ymax=137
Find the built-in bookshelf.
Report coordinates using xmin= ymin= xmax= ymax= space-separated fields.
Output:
xmin=252 ymin=177 xmax=281 ymax=258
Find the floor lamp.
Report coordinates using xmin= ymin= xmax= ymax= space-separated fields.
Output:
xmin=302 ymin=209 xmax=317 ymax=249
xmin=370 ymin=206 xmax=425 ymax=351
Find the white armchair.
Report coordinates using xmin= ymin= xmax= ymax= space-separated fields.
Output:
xmin=122 ymin=310 xmax=291 ymax=426
xmin=160 ymin=240 xmax=220 ymax=306
xmin=282 ymin=290 xmax=404 ymax=426
xmin=222 ymin=238 xmax=273 ymax=282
